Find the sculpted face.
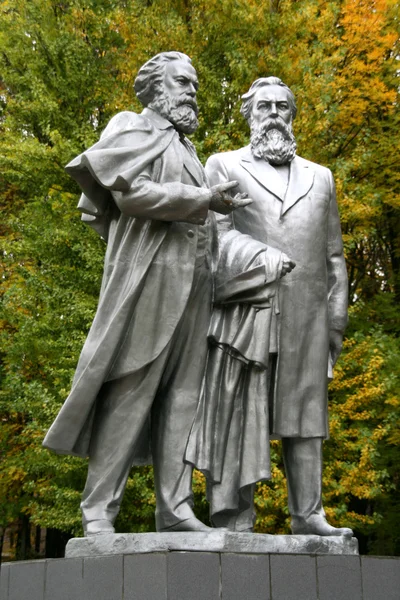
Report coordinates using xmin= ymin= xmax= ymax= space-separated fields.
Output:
xmin=251 ymin=85 xmax=292 ymax=126
xmin=163 ymin=60 xmax=199 ymax=105
xmin=249 ymin=84 xmax=297 ymax=165
xmin=149 ymin=59 xmax=200 ymax=135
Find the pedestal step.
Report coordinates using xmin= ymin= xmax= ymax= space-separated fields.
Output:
xmin=1 ymin=550 xmax=399 ymax=600
xmin=65 ymin=531 xmax=359 ymax=558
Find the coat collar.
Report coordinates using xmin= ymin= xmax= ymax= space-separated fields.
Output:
xmin=141 ymin=108 xmax=204 ymax=186
xmin=141 ymin=107 xmax=174 ymax=130
xmin=240 ymin=147 xmax=314 ymax=215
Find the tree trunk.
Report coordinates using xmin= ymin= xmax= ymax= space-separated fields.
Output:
xmin=45 ymin=528 xmax=72 ymax=559
xmin=16 ymin=515 xmax=31 ymax=561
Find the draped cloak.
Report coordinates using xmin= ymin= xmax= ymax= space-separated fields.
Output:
xmin=42 ymin=109 xmax=214 ymax=460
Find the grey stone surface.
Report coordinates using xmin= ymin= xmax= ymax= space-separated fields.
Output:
xmin=317 ymin=555 xmax=362 ymax=600
xmin=221 ymin=553 xmax=270 ymax=600
xmin=361 ymin=556 xmax=400 ymax=600
xmin=0 ymin=564 xmax=10 ymax=600
xmin=45 ymin=558 xmax=83 ymax=600
xmin=270 ymin=555 xmax=318 ymax=600
xmin=8 ymin=560 xmax=45 ymax=600
xmin=123 ymin=553 xmax=167 ymax=600
xmin=83 ymin=555 xmax=123 ymax=600
xmin=167 ymin=552 xmax=220 ymax=600
xmin=65 ymin=531 xmax=359 ymax=558
xmin=2 ymin=553 xmax=400 ymax=600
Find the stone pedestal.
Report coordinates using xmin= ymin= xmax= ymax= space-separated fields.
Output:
xmin=2 ymin=551 xmax=400 ymax=600
xmin=65 ymin=531 xmax=359 ymax=558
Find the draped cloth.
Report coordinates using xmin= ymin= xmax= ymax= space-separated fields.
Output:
xmin=43 ymin=110 xmax=211 ymax=459
xmin=185 ymin=232 xmax=283 ymax=513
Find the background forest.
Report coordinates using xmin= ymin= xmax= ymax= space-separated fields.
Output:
xmin=0 ymin=0 xmax=399 ymax=560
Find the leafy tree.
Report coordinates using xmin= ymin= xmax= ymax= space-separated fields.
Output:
xmin=1 ymin=0 xmax=399 ymax=557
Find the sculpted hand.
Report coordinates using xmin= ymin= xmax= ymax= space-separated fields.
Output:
xmin=329 ymin=329 xmax=343 ymax=366
xmin=280 ymin=253 xmax=296 ymax=278
xmin=209 ymin=181 xmax=253 ymax=215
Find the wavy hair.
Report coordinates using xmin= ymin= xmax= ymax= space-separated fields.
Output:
xmin=134 ymin=52 xmax=192 ymax=107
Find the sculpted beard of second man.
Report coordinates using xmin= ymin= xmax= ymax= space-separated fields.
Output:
xmin=204 ymin=77 xmax=353 ymax=536
xmin=43 ymin=52 xmax=249 ymax=535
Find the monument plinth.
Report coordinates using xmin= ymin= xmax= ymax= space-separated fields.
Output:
xmin=65 ymin=531 xmax=359 ymax=558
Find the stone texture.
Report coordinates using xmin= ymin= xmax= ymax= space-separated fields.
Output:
xmin=0 ymin=563 xmax=10 ymax=600
xmin=123 ymin=554 xmax=167 ymax=600
xmin=317 ymin=555 xmax=362 ymax=600
xmin=65 ymin=531 xmax=359 ymax=558
xmin=221 ymin=553 xmax=270 ymax=600
xmin=270 ymin=555 xmax=318 ymax=600
xmin=361 ymin=556 xmax=400 ymax=600
xmin=8 ymin=560 xmax=45 ymax=600
xmin=2 ymin=552 xmax=400 ymax=600
xmin=83 ymin=555 xmax=123 ymax=600
xmin=167 ymin=552 xmax=220 ymax=600
xmin=45 ymin=558 xmax=83 ymax=600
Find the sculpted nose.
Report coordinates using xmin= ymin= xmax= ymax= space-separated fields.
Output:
xmin=270 ymin=102 xmax=278 ymax=116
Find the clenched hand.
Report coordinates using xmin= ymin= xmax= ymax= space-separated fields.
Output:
xmin=280 ymin=253 xmax=296 ymax=277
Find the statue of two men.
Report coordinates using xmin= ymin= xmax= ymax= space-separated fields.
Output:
xmin=44 ymin=52 xmax=352 ymax=538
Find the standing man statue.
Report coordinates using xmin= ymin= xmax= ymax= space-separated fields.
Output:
xmin=43 ymin=52 xmax=249 ymax=535
xmin=200 ymin=77 xmax=353 ymax=537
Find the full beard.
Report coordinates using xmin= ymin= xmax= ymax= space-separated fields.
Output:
xmin=250 ymin=117 xmax=297 ymax=165
xmin=149 ymin=91 xmax=199 ymax=135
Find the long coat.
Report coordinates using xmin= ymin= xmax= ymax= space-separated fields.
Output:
xmin=43 ymin=108 xmax=214 ymax=458
xmin=205 ymin=147 xmax=348 ymax=438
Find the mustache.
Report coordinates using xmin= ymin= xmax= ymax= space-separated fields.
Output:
xmin=256 ymin=117 xmax=291 ymax=135
xmin=173 ymin=94 xmax=198 ymax=115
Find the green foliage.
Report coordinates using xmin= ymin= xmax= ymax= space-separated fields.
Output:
xmin=1 ymin=0 xmax=399 ymax=556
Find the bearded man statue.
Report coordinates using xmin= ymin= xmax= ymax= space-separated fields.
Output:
xmin=187 ymin=76 xmax=353 ymax=538
xmin=43 ymin=52 xmax=249 ymax=535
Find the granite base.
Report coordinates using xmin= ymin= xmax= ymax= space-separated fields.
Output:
xmin=2 ymin=552 xmax=400 ymax=600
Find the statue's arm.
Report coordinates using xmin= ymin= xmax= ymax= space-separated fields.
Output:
xmin=112 ymin=166 xmax=211 ymax=224
xmin=327 ymin=171 xmax=348 ymax=363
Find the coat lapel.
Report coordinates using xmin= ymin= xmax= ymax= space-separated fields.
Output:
xmin=240 ymin=150 xmax=315 ymax=215
xmin=142 ymin=108 xmax=204 ymax=187
xmin=240 ymin=148 xmax=287 ymax=201
xmin=181 ymin=138 xmax=206 ymax=186
xmin=282 ymin=157 xmax=314 ymax=215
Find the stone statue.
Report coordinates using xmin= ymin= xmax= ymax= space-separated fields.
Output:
xmin=186 ymin=77 xmax=353 ymax=537
xmin=42 ymin=52 xmax=250 ymax=535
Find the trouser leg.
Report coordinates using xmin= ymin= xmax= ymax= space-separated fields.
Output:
xmin=80 ymin=359 xmax=166 ymax=527
xmin=282 ymin=437 xmax=354 ymax=536
xmin=82 ymin=255 xmax=212 ymax=532
xmin=282 ymin=437 xmax=324 ymax=520
xmin=153 ymin=260 xmax=212 ymax=530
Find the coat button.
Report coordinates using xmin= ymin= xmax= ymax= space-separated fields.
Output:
xmin=187 ymin=229 xmax=195 ymax=238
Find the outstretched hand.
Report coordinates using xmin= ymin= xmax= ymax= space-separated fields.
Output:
xmin=209 ymin=181 xmax=252 ymax=215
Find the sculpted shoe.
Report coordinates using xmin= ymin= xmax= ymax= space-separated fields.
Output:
xmin=291 ymin=515 xmax=353 ymax=537
xmin=85 ymin=519 xmax=115 ymax=536
xmin=159 ymin=517 xmax=213 ymax=532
